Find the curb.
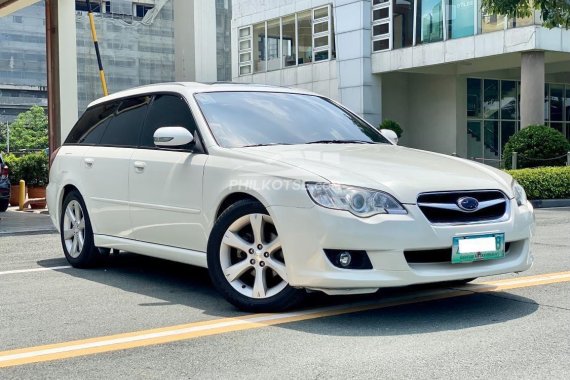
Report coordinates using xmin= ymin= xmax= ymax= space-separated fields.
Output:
xmin=531 ymin=199 xmax=570 ymax=208
xmin=0 ymin=228 xmax=57 ymax=237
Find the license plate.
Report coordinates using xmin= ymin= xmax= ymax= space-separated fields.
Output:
xmin=452 ymin=233 xmax=505 ymax=264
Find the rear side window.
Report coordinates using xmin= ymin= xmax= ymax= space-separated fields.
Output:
xmin=99 ymin=96 xmax=151 ymax=147
xmin=65 ymin=102 xmax=117 ymax=145
xmin=140 ymin=94 xmax=197 ymax=149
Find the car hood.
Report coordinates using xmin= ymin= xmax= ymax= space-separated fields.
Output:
xmin=234 ymin=144 xmax=514 ymax=204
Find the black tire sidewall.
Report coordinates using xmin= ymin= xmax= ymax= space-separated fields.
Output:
xmin=60 ymin=190 xmax=99 ymax=268
xmin=207 ymin=199 xmax=303 ymax=312
xmin=0 ymin=199 xmax=8 ymax=212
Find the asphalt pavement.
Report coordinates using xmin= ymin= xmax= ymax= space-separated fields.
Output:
xmin=0 ymin=208 xmax=568 ymax=379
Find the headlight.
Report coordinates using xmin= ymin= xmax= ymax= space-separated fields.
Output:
xmin=512 ymin=180 xmax=527 ymax=206
xmin=305 ymin=182 xmax=407 ymax=217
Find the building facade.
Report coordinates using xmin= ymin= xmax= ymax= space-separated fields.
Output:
xmin=232 ymin=0 xmax=570 ymax=166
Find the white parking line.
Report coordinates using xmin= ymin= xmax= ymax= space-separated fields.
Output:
xmin=0 ymin=266 xmax=72 ymax=276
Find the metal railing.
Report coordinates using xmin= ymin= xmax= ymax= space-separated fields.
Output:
xmin=463 ymin=152 xmax=570 ymax=169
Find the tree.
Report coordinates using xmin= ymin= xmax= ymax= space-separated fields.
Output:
xmin=0 ymin=106 xmax=48 ymax=152
xmin=483 ymin=0 xmax=570 ymax=29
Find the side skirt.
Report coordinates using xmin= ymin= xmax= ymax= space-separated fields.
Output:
xmin=94 ymin=234 xmax=208 ymax=269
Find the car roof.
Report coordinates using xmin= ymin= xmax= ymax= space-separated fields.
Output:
xmin=87 ymin=82 xmax=315 ymax=109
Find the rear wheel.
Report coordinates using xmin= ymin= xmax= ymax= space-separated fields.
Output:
xmin=207 ymin=199 xmax=304 ymax=312
xmin=0 ymin=199 xmax=8 ymax=212
xmin=60 ymin=190 xmax=101 ymax=268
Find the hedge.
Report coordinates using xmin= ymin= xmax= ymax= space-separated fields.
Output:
xmin=503 ymin=125 xmax=570 ymax=169
xmin=507 ymin=166 xmax=570 ymax=200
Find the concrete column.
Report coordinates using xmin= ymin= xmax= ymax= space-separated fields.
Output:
xmin=334 ymin=0 xmax=382 ymax=126
xmin=173 ymin=0 xmax=217 ymax=82
xmin=520 ymin=51 xmax=545 ymax=128
xmin=46 ymin=0 xmax=78 ymax=150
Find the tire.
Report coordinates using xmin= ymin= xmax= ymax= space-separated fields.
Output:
xmin=0 ymin=199 xmax=8 ymax=212
xmin=59 ymin=190 xmax=101 ymax=268
xmin=207 ymin=199 xmax=305 ymax=312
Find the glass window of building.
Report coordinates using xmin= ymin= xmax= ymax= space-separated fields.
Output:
xmin=393 ymin=1 xmax=414 ymax=48
xmin=483 ymin=80 xmax=499 ymax=119
xmin=467 ymin=78 xmax=481 ymax=118
xmin=282 ymin=15 xmax=296 ymax=67
xmin=481 ymin=13 xmax=505 ymax=33
xmin=466 ymin=78 xmax=526 ymax=166
xmin=267 ymin=19 xmax=281 ymax=71
xmin=253 ymin=22 xmax=266 ymax=73
xmin=297 ymin=11 xmax=313 ymax=64
xmin=446 ymin=0 xmax=475 ymax=39
xmin=313 ymin=6 xmax=330 ymax=61
xmin=500 ymin=81 xmax=516 ymax=120
xmin=418 ymin=0 xmax=443 ymax=43
xmin=372 ymin=1 xmax=391 ymax=52
xmin=238 ymin=6 xmax=335 ymax=75
xmin=238 ymin=26 xmax=253 ymax=75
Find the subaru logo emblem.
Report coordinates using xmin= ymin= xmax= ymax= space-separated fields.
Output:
xmin=457 ymin=197 xmax=479 ymax=212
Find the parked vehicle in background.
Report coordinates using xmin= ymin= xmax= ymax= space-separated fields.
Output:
xmin=0 ymin=154 xmax=10 ymax=212
xmin=47 ymin=83 xmax=535 ymax=312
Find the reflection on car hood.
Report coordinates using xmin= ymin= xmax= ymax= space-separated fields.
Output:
xmin=234 ymin=144 xmax=513 ymax=203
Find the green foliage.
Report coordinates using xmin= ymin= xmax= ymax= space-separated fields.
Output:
xmin=483 ymin=0 xmax=570 ymax=29
xmin=507 ymin=166 xmax=570 ymax=200
xmin=3 ymin=154 xmax=23 ymax=184
xmin=378 ymin=119 xmax=403 ymax=138
xmin=0 ymin=106 xmax=48 ymax=152
xmin=503 ymin=125 xmax=570 ymax=169
xmin=17 ymin=152 xmax=49 ymax=187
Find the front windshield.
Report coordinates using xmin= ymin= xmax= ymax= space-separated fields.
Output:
xmin=194 ymin=91 xmax=390 ymax=148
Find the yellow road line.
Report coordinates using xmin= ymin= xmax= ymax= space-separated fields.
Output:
xmin=1 ymin=271 xmax=569 ymax=368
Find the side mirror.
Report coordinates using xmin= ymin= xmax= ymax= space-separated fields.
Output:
xmin=153 ymin=126 xmax=194 ymax=147
xmin=380 ymin=129 xmax=399 ymax=145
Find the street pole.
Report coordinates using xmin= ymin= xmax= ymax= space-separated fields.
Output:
xmin=6 ymin=121 xmax=9 ymax=153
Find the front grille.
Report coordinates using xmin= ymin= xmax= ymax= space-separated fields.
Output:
xmin=417 ymin=190 xmax=509 ymax=224
xmin=405 ymin=243 xmax=511 ymax=264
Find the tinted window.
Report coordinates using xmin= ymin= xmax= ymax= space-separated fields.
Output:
xmin=99 ymin=96 xmax=151 ymax=147
xmin=140 ymin=94 xmax=197 ymax=149
xmin=194 ymin=92 xmax=390 ymax=148
xmin=65 ymin=102 xmax=118 ymax=145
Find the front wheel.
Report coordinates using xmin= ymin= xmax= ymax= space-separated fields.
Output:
xmin=207 ymin=199 xmax=304 ymax=312
xmin=0 ymin=199 xmax=8 ymax=212
xmin=60 ymin=190 xmax=101 ymax=268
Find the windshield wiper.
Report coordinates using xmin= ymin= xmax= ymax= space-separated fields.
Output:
xmin=305 ymin=139 xmax=376 ymax=145
xmin=241 ymin=143 xmax=293 ymax=148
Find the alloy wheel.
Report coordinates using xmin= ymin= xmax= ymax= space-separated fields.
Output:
xmin=219 ymin=213 xmax=287 ymax=299
xmin=62 ymin=200 xmax=86 ymax=259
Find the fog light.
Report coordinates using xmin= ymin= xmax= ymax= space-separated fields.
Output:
xmin=338 ymin=252 xmax=352 ymax=267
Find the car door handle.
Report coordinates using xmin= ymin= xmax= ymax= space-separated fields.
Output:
xmin=84 ymin=158 xmax=94 ymax=167
xmin=133 ymin=161 xmax=146 ymax=173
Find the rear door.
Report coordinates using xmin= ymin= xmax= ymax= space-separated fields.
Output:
xmin=129 ymin=94 xmax=208 ymax=251
xmin=81 ymin=96 xmax=150 ymax=238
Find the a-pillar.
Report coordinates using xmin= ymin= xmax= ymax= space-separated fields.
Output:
xmin=46 ymin=0 xmax=78 ymax=151
xmin=520 ymin=51 xmax=545 ymax=128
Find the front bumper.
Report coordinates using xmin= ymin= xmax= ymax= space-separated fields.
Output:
xmin=268 ymin=200 xmax=534 ymax=295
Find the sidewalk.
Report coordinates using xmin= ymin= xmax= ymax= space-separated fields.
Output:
xmin=0 ymin=207 xmax=56 ymax=236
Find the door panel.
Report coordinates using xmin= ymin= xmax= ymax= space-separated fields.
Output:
xmin=129 ymin=150 xmax=208 ymax=251
xmin=82 ymin=146 xmax=135 ymax=238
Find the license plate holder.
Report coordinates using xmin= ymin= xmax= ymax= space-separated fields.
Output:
xmin=452 ymin=233 xmax=505 ymax=264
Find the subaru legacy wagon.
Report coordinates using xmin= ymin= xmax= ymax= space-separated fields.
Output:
xmin=47 ymin=83 xmax=534 ymax=311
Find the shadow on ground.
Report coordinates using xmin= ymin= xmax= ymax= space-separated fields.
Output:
xmin=38 ymin=253 xmax=539 ymax=336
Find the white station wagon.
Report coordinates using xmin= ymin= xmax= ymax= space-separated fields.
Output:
xmin=47 ymin=83 xmax=534 ymax=311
